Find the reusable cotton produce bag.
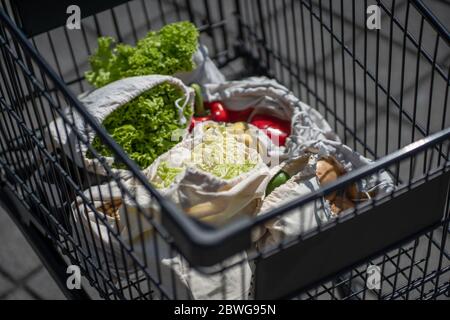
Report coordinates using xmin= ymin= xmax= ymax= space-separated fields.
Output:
xmin=46 ymin=75 xmax=194 ymax=177
xmin=70 ymin=180 xmax=252 ymax=299
xmin=202 ymin=76 xmax=340 ymax=162
xmin=175 ymin=45 xmax=226 ymax=85
xmin=144 ymin=124 xmax=272 ymax=226
xmin=254 ymin=139 xmax=395 ymax=249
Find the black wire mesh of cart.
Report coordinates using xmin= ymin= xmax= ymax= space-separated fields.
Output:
xmin=0 ymin=0 xmax=449 ymax=300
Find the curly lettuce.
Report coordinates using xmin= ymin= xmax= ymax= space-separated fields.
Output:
xmin=85 ymin=22 xmax=198 ymax=169
xmin=88 ymin=82 xmax=192 ymax=169
xmin=85 ymin=21 xmax=199 ymax=88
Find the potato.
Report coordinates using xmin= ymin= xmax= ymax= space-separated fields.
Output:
xmin=316 ymin=157 xmax=341 ymax=201
xmin=316 ymin=156 xmax=358 ymax=214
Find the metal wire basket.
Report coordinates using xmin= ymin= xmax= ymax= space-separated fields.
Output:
xmin=0 ymin=0 xmax=449 ymax=300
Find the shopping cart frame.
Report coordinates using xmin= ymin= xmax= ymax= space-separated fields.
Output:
xmin=0 ymin=0 xmax=449 ymax=300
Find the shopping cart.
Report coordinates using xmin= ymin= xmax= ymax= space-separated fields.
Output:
xmin=0 ymin=0 xmax=449 ymax=300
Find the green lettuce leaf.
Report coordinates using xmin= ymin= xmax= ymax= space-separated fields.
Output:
xmin=150 ymin=126 xmax=258 ymax=188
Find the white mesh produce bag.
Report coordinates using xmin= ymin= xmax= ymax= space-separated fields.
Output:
xmin=254 ymin=139 xmax=395 ymax=249
xmin=46 ymin=75 xmax=194 ymax=177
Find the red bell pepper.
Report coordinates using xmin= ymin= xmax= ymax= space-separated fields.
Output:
xmin=250 ymin=114 xmax=291 ymax=146
xmin=190 ymin=85 xmax=291 ymax=145
xmin=227 ymin=107 xmax=254 ymax=122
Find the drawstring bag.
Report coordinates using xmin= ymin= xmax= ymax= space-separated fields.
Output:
xmin=202 ymin=77 xmax=340 ymax=163
xmin=144 ymin=122 xmax=272 ymax=226
xmin=175 ymin=45 xmax=226 ymax=85
xmin=46 ymin=75 xmax=194 ymax=177
xmin=70 ymin=181 xmax=174 ymax=297
xmin=254 ymin=139 xmax=395 ymax=249
xmin=251 ymin=154 xmax=327 ymax=246
xmin=70 ymin=180 xmax=252 ymax=299
xmin=292 ymin=139 xmax=395 ymax=196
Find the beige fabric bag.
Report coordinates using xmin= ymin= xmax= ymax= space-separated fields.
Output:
xmin=46 ymin=75 xmax=194 ymax=177
xmin=254 ymin=139 xmax=395 ymax=249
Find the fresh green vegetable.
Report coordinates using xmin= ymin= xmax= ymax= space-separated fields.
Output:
xmin=191 ymin=137 xmax=256 ymax=180
xmin=265 ymin=171 xmax=290 ymax=195
xmin=88 ymin=82 xmax=192 ymax=169
xmin=191 ymin=83 xmax=207 ymax=116
xmin=150 ymin=125 xmax=258 ymax=188
xmin=265 ymin=156 xmax=311 ymax=195
xmin=85 ymin=21 xmax=199 ymax=88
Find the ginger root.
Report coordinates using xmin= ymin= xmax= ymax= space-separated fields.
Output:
xmin=316 ymin=156 xmax=362 ymax=215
